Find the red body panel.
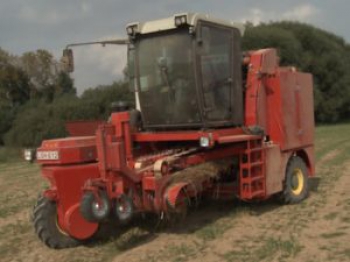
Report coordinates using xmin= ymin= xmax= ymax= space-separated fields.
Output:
xmin=65 ymin=120 xmax=105 ymax=136
xmin=263 ymin=69 xmax=314 ymax=151
xmin=42 ymin=163 xmax=100 ymax=239
xmin=244 ymin=49 xmax=315 ymax=175
xmin=37 ymin=136 xmax=97 ymax=165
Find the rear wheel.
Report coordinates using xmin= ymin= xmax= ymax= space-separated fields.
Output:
xmin=33 ymin=195 xmax=80 ymax=249
xmin=281 ymin=156 xmax=309 ymax=204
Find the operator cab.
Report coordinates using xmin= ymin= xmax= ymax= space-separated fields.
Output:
xmin=127 ymin=13 xmax=245 ymax=130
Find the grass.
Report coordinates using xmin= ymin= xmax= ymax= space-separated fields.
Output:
xmin=223 ymin=236 xmax=303 ymax=262
xmin=341 ymin=249 xmax=350 ymax=259
xmin=341 ymin=217 xmax=350 ymax=223
xmin=0 ymin=147 xmax=23 ymax=163
xmin=140 ymin=243 xmax=197 ymax=262
xmin=166 ymin=244 xmax=196 ymax=262
xmin=256 ymin=237 xmax=303 ymax=260
xmin=192 ymin=204 xmax=253 ymax=242
xmin=0 ymin=161 xmax=41 ymax=218
xmin=312 ymin=124 xmax=350 ymax=198
xmin=0 ymin=220 xmax=33 ymax=257
xmin=320 ymin=232 xmax=347 ymax=239
xmin=0 ymin=221 xmax=32 ymax=236
xmin=195 ymin=219 xmax=232 ymax=241
xmin=0 ymin=123 xmax=350 ymax=262
xmin=324 ymin=212 xmax=339 ymax=221
xmin=112 ymin=227 xmax=153 ymax=251
xmin=315 ymin=123 xmax=350 ymax=161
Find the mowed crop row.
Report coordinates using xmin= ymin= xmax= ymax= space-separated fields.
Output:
xmin=0 ymin=124 xmax=349 ymax=262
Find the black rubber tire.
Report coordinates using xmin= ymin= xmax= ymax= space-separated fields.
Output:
xmin=33 ymin=195 xmax=80 ymax=249
xmin=281 ymin=156 xmax=309 ymax=204
xmin=114 ymin=194 xmax=134 ymax=224
xmin=80 ymin=191 xmax=111 ymax=223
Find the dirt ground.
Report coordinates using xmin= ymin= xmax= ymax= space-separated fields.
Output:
xmin=1 ymin=124 xmax=349 ymax=262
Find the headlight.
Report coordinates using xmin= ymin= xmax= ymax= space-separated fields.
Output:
xmin=126 ymin=26 xmax=134 ymax=35
xmin=200 ymin=136 xmax=210 ymax=148
xmin=174 ymin=15 xmax=187 ymax=27
xmin=126 ymin=23 xmax=139 ymax=36
xmin=23 ymin=149 xmax=36 ymax=163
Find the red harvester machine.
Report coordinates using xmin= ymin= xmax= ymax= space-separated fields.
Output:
xmin=33 ymin=13 xmax=315 ymax=248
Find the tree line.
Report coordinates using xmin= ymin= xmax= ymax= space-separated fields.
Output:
xmin=0 ymin=21 xmax=349 ymax=147
xmin=0 ymin=48 xmax=133 ymax=147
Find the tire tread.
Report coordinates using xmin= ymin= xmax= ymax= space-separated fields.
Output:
xmin=280 ymin=156 xmax=309 ymax=204
xmin=32 ymin=196 xmax=80 ymax=249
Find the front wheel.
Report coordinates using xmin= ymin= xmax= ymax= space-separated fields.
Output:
xmin=280 ymin=156 xmax=309 ymax=204
xmin=33 ymin=196 xmax=80 ymax=249
xmin=80 ymin=191 xmax=111 ymax=222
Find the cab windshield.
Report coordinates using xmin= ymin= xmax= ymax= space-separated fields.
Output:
xmin=136 ymin=30 xmax=200 ymax=127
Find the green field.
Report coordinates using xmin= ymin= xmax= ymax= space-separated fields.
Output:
xmin=0 ymin=124 xmax=349 ymax=262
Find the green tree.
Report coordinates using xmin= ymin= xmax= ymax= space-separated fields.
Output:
xmin=4 ymin=80 xmax=133 ymax=147
xmin=4 ymin=100 xmax=65 ymax=147
xmin=81 ymin=81 xmax=134 ymax=119
xmin=0 ymin=49 xmax=31 ymax=144
xmin=56 ymin=71 xmax=75 ymax=96
xmin=20 ymin=49 xmax=76 ymax=101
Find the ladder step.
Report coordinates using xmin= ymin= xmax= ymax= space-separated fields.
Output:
xmin=241 ymin=161 xmax=263 ymax=168
xmin=245 ymin=148 xmax=263 ymax=153
xmin=250 ymin=190 xmax=265 ymax=198
xmin=239 ymin=139 xmax=266 ymax=200
xmin=241 ymin=176 xmax=264 ymax=183
xmin=240 ymin=189 xmax=265 ymax=199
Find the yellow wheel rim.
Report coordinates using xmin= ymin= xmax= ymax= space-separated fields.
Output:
xmin=291 ymin=168 xmax=304 ymax=195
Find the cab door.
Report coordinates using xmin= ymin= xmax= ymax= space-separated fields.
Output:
xmin=196 ymin=23 xmax=243 ymax=126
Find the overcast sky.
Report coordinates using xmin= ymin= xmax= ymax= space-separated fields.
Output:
xmin=0 ymin=0 xmax=349 ymax=94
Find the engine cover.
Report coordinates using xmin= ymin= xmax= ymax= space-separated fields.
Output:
xmin=36 ymin=136 xmax=97 ymax=165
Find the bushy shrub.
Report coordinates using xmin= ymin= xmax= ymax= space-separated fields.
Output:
xmin=4 ymin=81 xmax=134 ymax=147
xmin=0 ymin=105 xmax=16 ymax=145
xmin=4 ymin=100 xmax=65 ymax=147
xmin=81 ymin=81 xmax=134 ymax=119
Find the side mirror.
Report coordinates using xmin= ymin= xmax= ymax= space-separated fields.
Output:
xmin=61 ymin=48 xmax=74 ymax=73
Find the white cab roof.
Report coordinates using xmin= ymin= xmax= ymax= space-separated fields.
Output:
xmin=126 ymin=13 xmax=245 ymax=36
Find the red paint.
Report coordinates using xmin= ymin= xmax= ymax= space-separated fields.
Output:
xmin=63 ymin=203 xmax=98 ymax=239
xmin=65 ymin=120 xmax=105 ymax=136
xmin=41 ymin=163 xmax=100 ymax=238
xmin=37 ymin=136 xmax=97 ymax=165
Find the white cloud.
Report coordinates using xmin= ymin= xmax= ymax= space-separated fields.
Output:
xmin=245 ymin=8 xmax=264 ymax=25
xmin=18 ymin=3 xmax=93 ymax=26
xmin=71 ymin=35 xmax=127 ymax=94
xmin=76 ymin=36 xmax=126 ymax=74
xmin=81 ymin=2 xmax=92 ymax=14
xmin=240 ymin=4 xmax=320 ymax=25
xmin=282 ymin=4 xmax=319 ymax=21
xmin=19 ymin=5 xmax=66 ymax=25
